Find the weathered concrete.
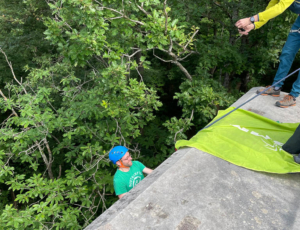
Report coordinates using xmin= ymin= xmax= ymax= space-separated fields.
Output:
xmin=232 ymin=87 xmax=300 ymax=123
xmin=85 ymin=88 xmax=300 ymax=230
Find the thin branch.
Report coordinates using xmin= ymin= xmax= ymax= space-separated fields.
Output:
xmin=177 ymin=51 xmax=197 ymax=61
xmin=134 ymin=0 xmax=149 ymax=15
xmin=153 ymin=49 xmax=172 ymax=63
xmin=174 ymin=109 xmax=194 ymax=142
xmin=123 ymin=49 xmax=142 ymax=59
xmin=64 ymin=22 xmax=73 ymax=31
xmin=0 ymin=48 xmax=28 ymax=94
xmin=44 ymin=139 xmax=54 ymax=180
xmin=153 ymin=49 xmax=193 ymax=81
xmin=57 ymin=165 xmax=62 ymax=179
xmin=184 ymin=29 xmax=199 ymax=50
xmin=172 ymin=60 xmax=193 ymax=81
xmin=50 ymin=134 xmax=61 ymax=144
xmin=17 ymin=139 xmax=44 ymax=155
xmin=0 ymin=48 xmax=55 ymax=180
xmin=168 ymin=36 xmax=173 ymax=53
xmin=106 ymin=16 xmax=123 ymax=20
xmin=0 ymin=89 xmax=18 ymax=117
xmin=94 ymin=55 xmax=109 ymax=68
xmin=135 ymin=67 xmax=144 ymax=82
xmin=99 ymin=6 xmax=145 ymax=25
xmin=163 ymin=0 xmax=168 ymax=36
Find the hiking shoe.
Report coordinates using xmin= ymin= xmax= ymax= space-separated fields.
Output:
xmin=294 ymin=155 xmax=300 ymax=164
xmin=256 ymin=86 xmax=281 ymax=97
xmin=275 ymin=94 xmax=296 ymax=108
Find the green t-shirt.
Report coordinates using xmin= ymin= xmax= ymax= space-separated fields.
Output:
xmin=113 ymin=161 xmax=146 ymax=195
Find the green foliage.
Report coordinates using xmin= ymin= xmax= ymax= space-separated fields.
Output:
xmin=0 ymin=0 xmax=51 ymax=85
xmin=0 ymin=0 xmax=298 ymax=229
xmin=0 ymin=55 xmax=162 ymax=228
xmin=174 ymin=78 xmax=236 ymax=125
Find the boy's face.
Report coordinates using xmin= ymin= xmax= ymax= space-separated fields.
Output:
xmin=120 ymin=152 xmax=132 ymax=167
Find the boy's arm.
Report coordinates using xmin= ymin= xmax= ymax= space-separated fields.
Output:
xmin=118 ymin=193 xmax=126 ymax=199
xmin=143 ymin=167 xmax=153 ymax=174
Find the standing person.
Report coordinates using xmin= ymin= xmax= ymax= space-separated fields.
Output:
xmin=282 ymin=124 xmax=300 ymax=163
xmin=109 ymin=146 xmax=153 ymax=199
xmin=235 ymin=0 xmax=300 ymax=108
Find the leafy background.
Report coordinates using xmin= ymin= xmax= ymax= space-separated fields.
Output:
xmin=0 ymin=0 xmax=299 ymax=229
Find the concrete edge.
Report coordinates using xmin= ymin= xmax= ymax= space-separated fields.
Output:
xmin=84 ymin=147 xmax=193 ymax=229
xmin=231 ymin=86 xmax=289 ymax=108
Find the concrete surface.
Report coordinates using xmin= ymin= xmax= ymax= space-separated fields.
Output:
xmin=85 ymin=88 xmax=300 ymax=230
xmin=232 ymin=87 xmax=300 ymax=123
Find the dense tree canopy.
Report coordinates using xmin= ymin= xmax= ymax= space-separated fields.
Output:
xmin=0 ymin=0 xmax=299 ymax=229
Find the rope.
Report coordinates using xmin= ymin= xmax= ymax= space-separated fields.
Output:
xmin=290 ymin=29 xmax=300 ymax=33
xmin=199 ymin=67 xmax=300 ymax=132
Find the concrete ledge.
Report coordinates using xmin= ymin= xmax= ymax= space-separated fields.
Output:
xmin=85 ymin=88 xmax=300 ymax=230
xmin=232 ymin=87 xmax=300 ymax=123
xmin=85 ymin=148 xmax=189 ymax=229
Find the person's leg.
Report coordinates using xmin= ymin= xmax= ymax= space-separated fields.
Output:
xmin=282 ymin=124 xmax=300 ymax=154
xmin=289 ymin=73 xmax=300 ymax=98
xmin=272 ymin=16 xmax=300 ymax=88
xmin=257 ymin=17 xmax=300 ymax=97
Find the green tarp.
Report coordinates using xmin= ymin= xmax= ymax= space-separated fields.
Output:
xmin=175 ymin=107 xmax=300 ymax=174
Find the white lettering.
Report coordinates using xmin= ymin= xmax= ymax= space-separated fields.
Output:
xmin=231 ymin=124 xmax=249 ymax=132
xmin=274 ymin=141 xmax=283 ymax=146
xmin=250 ymin=131 xmax=271 ymax=140
xmin=231 ymin=124 xmax=283 ymax=152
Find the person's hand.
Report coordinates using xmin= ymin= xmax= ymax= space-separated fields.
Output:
xmin=238 ymin=24 xmax=254 ymax=35
xmin=235 ymin=17 xmax=251 ymax=29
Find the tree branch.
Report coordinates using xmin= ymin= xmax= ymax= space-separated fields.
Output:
xmin=163 ymin=0 xmax=168 ymax=36
xmin=44 ymin=139 xmax=54 ymax=180
xmin=184 ymin=29 xmax=199 ymax=50
xmin=154 ymin=48 xmax=193 ymax=81
xmin=174 ymin=109 xmax=194 ymax=142
xmin=134 ymin=0 xmax=149 ymax=15
xmin=0 ymin=48 xmax=28 ymax=94
xmin=177 ymin=51 xmax=197 ymax=61
xmin=0 ymin=89 xmax=19 ymax=117
xmin=0 ymin=48 xmax=54 ymax=180
xmin=153 ymin=49 xmax=172 ymax=63
xmin=95 ymin=3 xmax=145 ymax=25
